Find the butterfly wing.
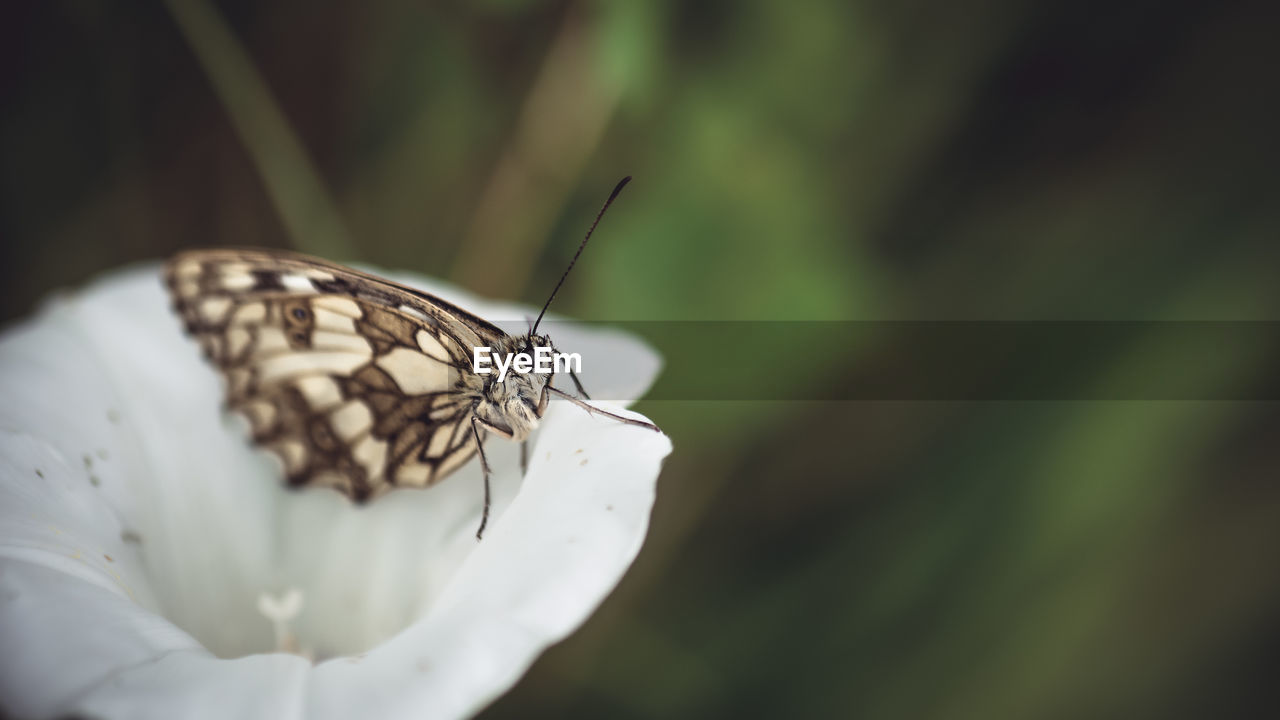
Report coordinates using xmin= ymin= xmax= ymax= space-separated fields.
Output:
xmin=165 ymin=248 xmax=506 ymax=501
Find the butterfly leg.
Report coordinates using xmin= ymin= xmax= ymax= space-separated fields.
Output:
xmin=520 ymin=440 xmax=529 ymax=476
xmin=471 ymin=416 xmax=492 ymax=540
xmin=551 ymin=342 xmax=591 ymax=399
xmin=546 ymin=386 xmax=663 ymax=433
xmin=568 ymin=368 xmax=591 ymax=400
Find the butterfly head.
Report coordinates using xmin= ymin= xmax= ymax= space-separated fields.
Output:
xmin=474 ymin=177 xmax=630 ymax=444
xmin=472 ymin=333 xmax=553 ymax=442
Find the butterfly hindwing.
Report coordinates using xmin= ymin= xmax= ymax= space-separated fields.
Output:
xmin=165 ymin=249 xmax=497 ymax=500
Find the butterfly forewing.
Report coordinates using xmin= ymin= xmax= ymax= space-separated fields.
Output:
xmin=165 ymin=249 xmax=499 ymax=501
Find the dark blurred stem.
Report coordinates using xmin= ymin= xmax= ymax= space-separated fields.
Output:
xmin=450 ymin=6 xmax=622 ymax=299
xmin=163 ymin=0 xmax=355 ymax=260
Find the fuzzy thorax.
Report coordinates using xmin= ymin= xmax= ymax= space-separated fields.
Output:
xmin=465 ymin=334 xmax=552 ymax=441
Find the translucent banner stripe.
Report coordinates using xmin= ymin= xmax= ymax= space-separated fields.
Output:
xmin=515 ymin=321 xmax=1280 ymax=401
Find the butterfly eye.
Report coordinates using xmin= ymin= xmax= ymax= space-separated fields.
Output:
xmin=291 ymin=308 xmax=308 ymax=321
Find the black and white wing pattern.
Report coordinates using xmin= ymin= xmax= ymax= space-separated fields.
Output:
xmin=165 ymin=248 xmax=504 ymax=501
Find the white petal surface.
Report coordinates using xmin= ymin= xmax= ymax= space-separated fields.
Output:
xmin=305 ymin=402 xmax=670 ymax=718
xmin=0 ymin=263 xmax=671 ymax=720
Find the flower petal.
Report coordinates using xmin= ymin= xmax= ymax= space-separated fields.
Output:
xmin=3 ymin=266 xmax=286 ymax=658
xmin=76 ymin=651 xmax=311 ymax=720
xmin=303 ymin=402 xmax=672 ymax=719
xmin=0 ymin=434 xmax=204 ymax=718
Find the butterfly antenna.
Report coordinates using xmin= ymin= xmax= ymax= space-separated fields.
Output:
xmin=531 ymin=176 xmax=631 ymax=336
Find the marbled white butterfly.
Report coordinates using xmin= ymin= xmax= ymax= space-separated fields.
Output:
xmin=165 ymin=178 xmax=660 ymax=538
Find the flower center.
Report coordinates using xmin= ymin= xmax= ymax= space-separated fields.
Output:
xmin=132 ymin=446 xmax=506 ymax=659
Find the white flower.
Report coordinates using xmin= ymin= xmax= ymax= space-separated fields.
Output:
xmin=0 ymin=263 xmax=671 ymax=720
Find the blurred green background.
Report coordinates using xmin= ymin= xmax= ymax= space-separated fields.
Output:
xmin=4 ymin=1 xmax=1280 ymax=717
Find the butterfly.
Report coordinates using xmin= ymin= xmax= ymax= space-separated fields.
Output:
xmin=164 ymin=177 xmax=660 ymax=539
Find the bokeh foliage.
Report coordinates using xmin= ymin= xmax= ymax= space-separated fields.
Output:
xmin=3 ymin=0 xmax=1279 ymax=717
